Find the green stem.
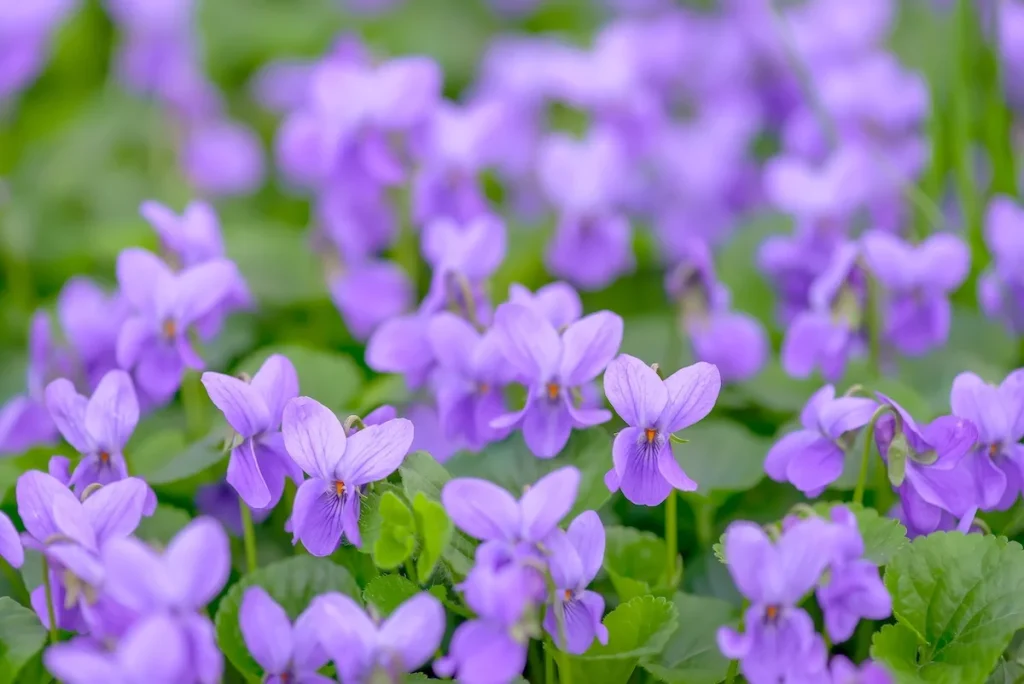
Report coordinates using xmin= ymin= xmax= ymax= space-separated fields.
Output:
xmin=239 ymin=500 xmax=258 ymax=574
xmin=41 ymin=558 xmax=58 ymax=644
xmin=866 ymin=271 xmax=884 ymax=379
xmin=853 ymin=405 xmax=895 ymax=506
xmin=724 ymin=659 xmax=739 ymax=684
xmin=182 ymin=371 xmax=207 ymax=440
xmin=665 ymin=490 xmax=678 ymax=586
xmin=545 ymin=645 xmax=555 ymax=684
xmin=557 ymin=648 xmax=574 ymax=684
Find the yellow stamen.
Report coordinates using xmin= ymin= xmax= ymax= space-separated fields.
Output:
xmin=644 ymin=428 xmax=657 ymax=443
xmin=334 ymin=481 xmax=346 ymax=496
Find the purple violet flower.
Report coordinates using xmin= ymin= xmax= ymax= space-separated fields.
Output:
xmin=313 ymin=591 xmax=445 ymax=683
xmin=874 ymin=394 xmax=979 ymax=535
xmin=328 ymin=259 xmax=413 ymax=341
xmin=57 ymin=277 xmax=131 ymax=391
xmin=180 ymin=119 xmax=266 ymax=197
xmin=45 ymin=613 xmax=194 ymax=684
xmin=829 ymin=655 xmax=893 ymax=684
xmin=202 ymin=354 xmax=305 ymax=509
xmin=442 ymin=466 xmax=580 ymax=547
xmin=239 ymin=586 xmax=332 ymax=683
xmin=281 ymin=397 xmax=413 ymax=555
xmin=861 ymin=230 xmax=969 ymax=356
xmin=507 ymin=282 xmax=582 ymax=329
xmin=782 ymin=242 xmax=867 ymax=381
xmin=716 ymin=518 xmax=832 ymax=683
xmin=543 ymin=511 xmax=608 ymax=654
xmin=100 ymin=517 xmax=230 ymax=683
xmin=140 ymin=199 xmax=225 ymax=268
xmin=537 ymin=132 xmax=635 ymax=289
xmin=490 ymin=303 xmax=622 ymax=458
xmin=979 ymin=197 xmax=1024 ymax=334
xmin=428 ymin=312 xmax=515 ymax=452
xmin=765 ymin=385 xmax=878 ymax=496
xmin=950 ymin=370 xmax=1024 ymax=511
xmin=666 ymin=239 xmax=769 ymax=382
xmin=44 ymin=370 xmax=139 ymax=490
xmin=115 ymin=247 xmax=243 ymax=405
xmin=602 ymin=354 xmax=720 ymax=505
xmin=815 ymin=507 xmax=891 ymax=642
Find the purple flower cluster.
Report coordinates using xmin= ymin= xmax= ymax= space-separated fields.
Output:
xmin=717 ymin=506 xmax=891 ymax=684
xmin=438 ymin=467 xmax=608 ymax=682
xmin=0 ymin=0 xmax=76 ymax=102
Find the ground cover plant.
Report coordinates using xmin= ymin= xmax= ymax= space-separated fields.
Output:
xmin=2 ymin=0 xmax=1024 ymax=682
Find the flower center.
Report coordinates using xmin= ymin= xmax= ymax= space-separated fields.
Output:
xmin=478 ymin=383 xmax=490 ymax=395
xmin=764 ymin=604 xmax=781 ymax=624
xmin=546 ymin=383 xmax=560 ymax=401
xmin=989 ymin=443 xmax=1001 ymax=458
xmin=98 ymin=451 xmax=110 ymax=464
xmin=563 ymin=589 xmax=573 ymax=602
xmin=644 ymin=428 xmax=657 ymax=443
xmin=162 ymin=318 xmax=177 ymax=339
xmin=334 ymin=480 xmax=346 ymax=496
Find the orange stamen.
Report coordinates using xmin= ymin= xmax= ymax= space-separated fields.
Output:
xmin=546 ymin=383 xmax=560 ymax=400
xmin=99 ymin=451 xmax=110 ymax=464
xmin=766 ymin=605 xmax=779 ymax=620
xmin=334 ymin=481 xmax=346 ymax=496
xmin=162 ymin=319 xmax=177 ymax=339
xmin=644 ymin=428 xmax=657 ymax=443
xmin=563 ymin=589 xmax=572 ymax=601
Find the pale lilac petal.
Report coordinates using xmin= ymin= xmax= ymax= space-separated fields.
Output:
xmin=566 ymin=401 xmax=611 ymax=428
xmin=115 ymin=316 xmax=152 ymax=370
xmin=292 ymin=603 xmax=331 ymax=672
xmin=165 ymin=517 xmax=230 ymax=610
xmin=44 ymin=379 xmax=94 ymax=453
xmin=84 ymin=370 xmax=139 ymax=453
xmin=817 ymin=397 xmax=878 ymax=439
xmin=861 ymin=230 xmax=913 ymax=290
xmin=545 ymin=529 xmax=584 ymax=589
xmin=613 ymin=427 xmax=672 ymax=506
xmin=428 ymin=312 xmax=480 ymax=376
xmin=658 ymin=362 xmax=721 ymax=432
xmin=0 ymin=513 xmax=23 ymax=568
xmin=250 ymin=354 xmax=300 ymax=427
xmin=119 ymin=614 xmax=189 ymax=682
xmin=602 ymin=354 xmax=669 ymax=428
xmin=116 ymin=247 xmax=174 ymax=311
xmin=951 ymin=372 xmax=1008 ymax=446
xmin=202 ymin=373 xmax=271 ymax=438
xmin=282 ymin=397 xmax=347 ymax=480
xmin=544 ymin=594 xmax=603 ymax=654
xmin=765 ymin=430 xmax=819 ymax=484
xmin=16 ymin=470 xmax=79 ymax=542
xmin=52 ymin=496 xmax=95 ymax=548
xmin=971 ymin=450 xmax=1007 ymax=510
xmin=341 ymin=491 xmax=362 ymax=547
xmin=379 ymin=593 xmax=446 ymax=671
xmin=44 ymin=642 xmax=118 ymax=683
xmin=522 ymin=399 xmax=574 ymax=458
xmin=917 ymin=233 xmax=969 ymax=293
xmin=172 ymin=260 xmax=240 ymax=329
xmin=520 ymin=466 xmax=579 ymax=542
xmin=292 ymin=480 xmax=345 ymax=556
xmin=494 ymin=303 xmax=562 ymax=382
xmin=314 ymin=593 xmax=375 ymax=683
xmin=1000 ymin=369 xmax=1024 ymax=441
xmin=441 ymin=478 xmax=520 ymax=541
xmin=657 ymin=445 xmax=698 ymax=492
xmin=438 ymin=620 xmax=528 ymax=684
xmin=722 ymin=522 xmax=774 ymax=603
xmin=181 ymin=613 xmax=224 ymax=683
xmin=228 ymin=442 xmax=272 ymax=509
xmin=83 ymin=477 xmax=150 ymax=542
xmin=240 ymin=587 xmax=293 ymax=674
xmin=339 ymin=418 xmax=414 ymax=485
xmin=558 ymin=311 xmax=623 ymax=386
xmin=786 ymin=438 xmax=845 ymax=494
xmin=800 ymin=385 xmax=836 ymax=431
xmin=566 ymin=510 xmax=604 ymax=585
xmin=101 ymin=537 xmax=170 ymax=612
xmin=776 ymin=519 xmax=833 ymax=602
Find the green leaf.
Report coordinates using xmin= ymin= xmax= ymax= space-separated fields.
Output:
xmin=398 ymin=451 xmax=474 ymax=578
xmin=873 ymin=533 xmax=1024 ymax=683
xmin=641 ymin=593 xmax=738 ymax=684
xmin=674 ymin=420 xmax=770 ymax=495
xmin=133 ymin=429 xmax=227 ymax=485
xmin=562 ymin=595 xmax=680 ymax=684
xmin=373 ymin=491 xmax=417 ymax=570
xmin=446 ymin=427 xmax=613 ymax=519
xmin=363 ymin=574 xmax=419 ymax=617
xmin=732 ymin=360 xmax=822 ymax=415
xmin=0 ymin=598 xmax=47 ymax=684
xmin=134 ymin=504 xmax=192 ymax=546
xmin=412 ymin=493 xmax=452 ymax=580
xmin=225 ymin=221 xmax=327 ymax=306
xmin=618 ymin=314 xmax=692 ymax=372
xmin=359 ymin=483 xmax=404 ymax=554
xmin=214 ymin=555 xmax=360 ymax=681
xmin=234 ymin=345 xmax=364 ymax=413
xmin=811 ymin=502 xmax=908 ymax=566
xmin=604 ymin=526 xmax=671 ymax=602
